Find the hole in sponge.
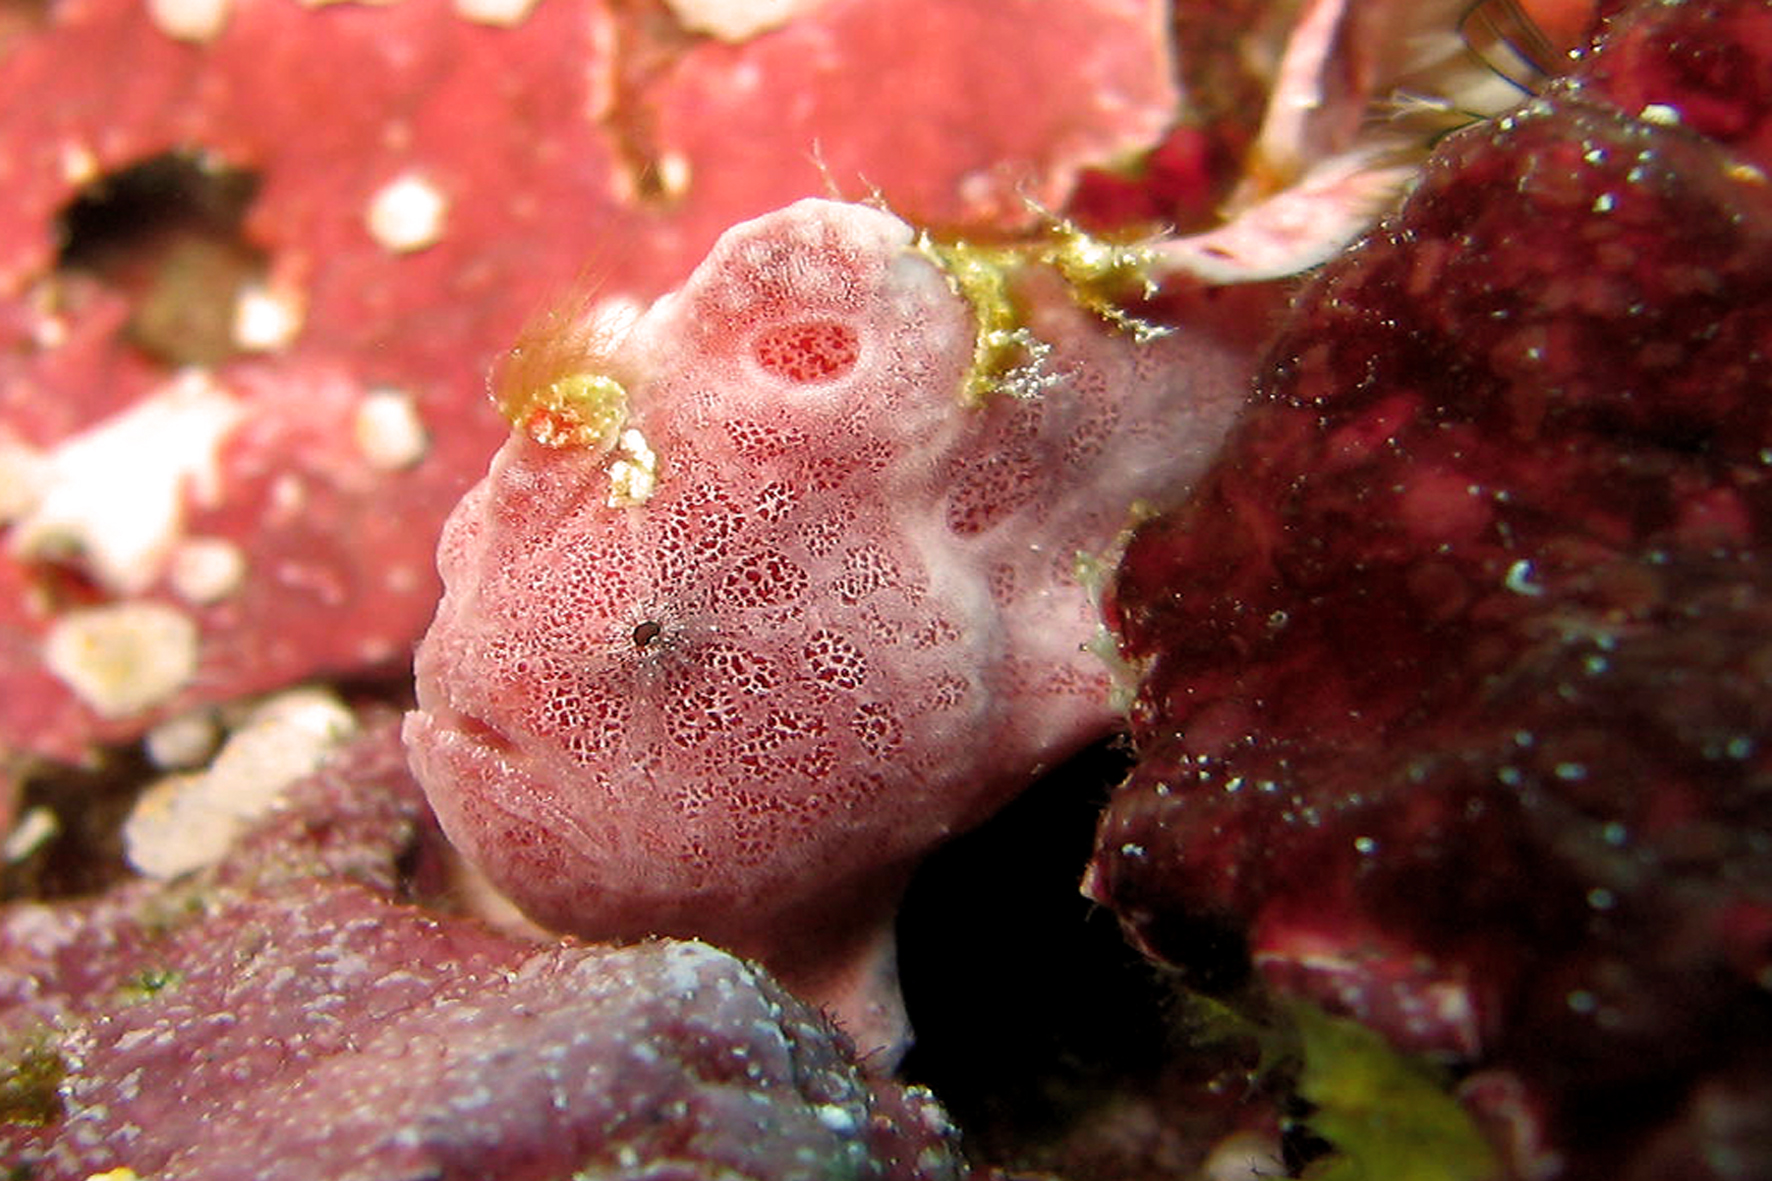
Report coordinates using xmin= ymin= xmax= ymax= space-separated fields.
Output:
xmin=752 ymin=320 xmax=860 ymax=383
xmin=56 ymin=149 xmax=266 ymax=367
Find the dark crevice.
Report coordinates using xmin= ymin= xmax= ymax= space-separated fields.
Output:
xmin=897 ymin=739 xmax=1236 ymax=1177
xmin=55 ymin=149 xmax=266 ymax=367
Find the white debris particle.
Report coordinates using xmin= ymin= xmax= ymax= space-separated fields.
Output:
xmin=9 ymin=371 xmax=245 ymax=596
xmin=452 ymin=0 xmax=540 ymax=26
xmin=659 ymin=940 xmax=722 ymax=994
xmin=125 ymin=686 xmax=358 ymax=879
xmin=3 ymin=806 xmax=60 ymax=864
xmin=145 ymin=707 xmax=221 ymax=769
xmin=168 ymin=536 xmax=248 ymax=605
xmin=353 ymin=388 xmax=430 ymax=470
xmin=1640 ymin=103 xmax=1681 ymax=127
xmin=147 ymin=0 xmax=232 ymax=40
xmin=814 ymin=1103 xmax=858 ymax=1134
xmin=662 ymin=0 xmax=828 ymax=41
xmin=606 ymin=427 xmax=658 ymax=506
xmin=366 ymin=173 xmax=449 ymax=253
xmin=44 ymin=601 xmax=200 ymax=719
xmin=232 ymin=282 xmax=305 ymax=351
xmin=1504 ymin=557 xmax=1544 ymax=597
xmin=0 ymin=431 xmax=46 ymax=523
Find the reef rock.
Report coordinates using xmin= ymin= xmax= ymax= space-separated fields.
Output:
xmin=1087 ymin=0 xmax=1772 ymax=1176
xmin=0 ymin=718 xmax=973 ymax=1181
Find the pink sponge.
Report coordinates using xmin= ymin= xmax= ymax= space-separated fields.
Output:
xmin=404 ymin=199 xmax=1254 ymax=1063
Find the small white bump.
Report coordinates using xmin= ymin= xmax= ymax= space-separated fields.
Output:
xmin=59 ymin=141 xmax=99 ymax=185
xmin=145 ymin=708 xmax=221 ymax=769
xmin=662 ymin=0 xmax=825 ymax=40
xmin=147 ymin=0 xmax=233 ymax=41
xmin=232 ymin=283 xmax=304 ymax=351
xmin=169 ymin=536 xmax=248 ymax=605
xmin=655 ymin=152 xmax=692 ymax=199
xmin=366 ymin=173 xmax=449 ymax=253
xmin=453 ymin=0 xmax=540 ymax=26
xmin=813 ymin=1104 xmax=858 ymax=1134
xmin=353 ymin=388 xmax=430 ymax=470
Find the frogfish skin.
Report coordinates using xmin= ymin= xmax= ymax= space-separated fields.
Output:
xmin=403 ymin=198 xmax=1257 ymax=1064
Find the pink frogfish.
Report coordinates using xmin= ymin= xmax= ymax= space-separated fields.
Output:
xmin=404 ymin=199 xmax=1256 ymax=1064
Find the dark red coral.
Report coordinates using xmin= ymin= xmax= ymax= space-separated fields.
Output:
xmin=1087 ymin=1 xmax=1772 ymax=1176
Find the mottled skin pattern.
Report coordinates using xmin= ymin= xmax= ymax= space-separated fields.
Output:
xmin=404 ymin=199 xmax=1257 ymax=1061
xmin=1087 ymin=0 xmax=1772 ymax=1175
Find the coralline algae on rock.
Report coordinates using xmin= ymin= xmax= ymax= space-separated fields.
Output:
xmin=0 ymin=720 xmax=971 ymax=1181
xmin=1087 ymin=0 xmax=1772 ymax=1175
xmin=404 ymin=198 xmax=1262 ymax=1062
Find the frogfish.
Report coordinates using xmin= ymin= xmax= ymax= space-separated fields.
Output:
xmin=403 ymin=198 xmax=1260 ymax=1064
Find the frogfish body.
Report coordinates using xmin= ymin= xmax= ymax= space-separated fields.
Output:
xmin=404 ymin=199 xmax=1254 ymax=1063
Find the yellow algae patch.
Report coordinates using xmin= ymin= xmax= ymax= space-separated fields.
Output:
xmin=918 ymin=220 xmax=1167 ymax=409
xmin=494 ymin=293 xmax=641 ymax=451
xmin=501 ymin=372 xmax=630 ymax=451
xmin=1040 ymin=221 xmax=1168 ymax=342
xmin=915 ymin=233 xmax=1051 ymax=407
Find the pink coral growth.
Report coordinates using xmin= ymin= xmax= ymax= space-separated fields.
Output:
xmin=405 ymin=198 xmax=1259 ymax=1062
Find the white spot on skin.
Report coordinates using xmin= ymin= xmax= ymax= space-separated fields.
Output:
xmin=452 ymin=0 xmax=540 ymax=26
xmin=366 ymin=173 xmax=449 ymax=253
xmin=147 ymin=0 xmax=233 ymax=41
xmin=10 ymin=372 xmax=244 ymax=596
xmin=353 ymin=388 xmax=430 ymax=470
xmin=232 ymin=283 xmax=304 ymax=351
xmin=606 ymin=427 xmax=658 ymax=506
xmin=124 ymin=687 xmax=358 ymax=878
xmin=169 ymin=536 xmax=248 ymax=605
xmin=44 ymin=601 xmax=200 ymax=718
